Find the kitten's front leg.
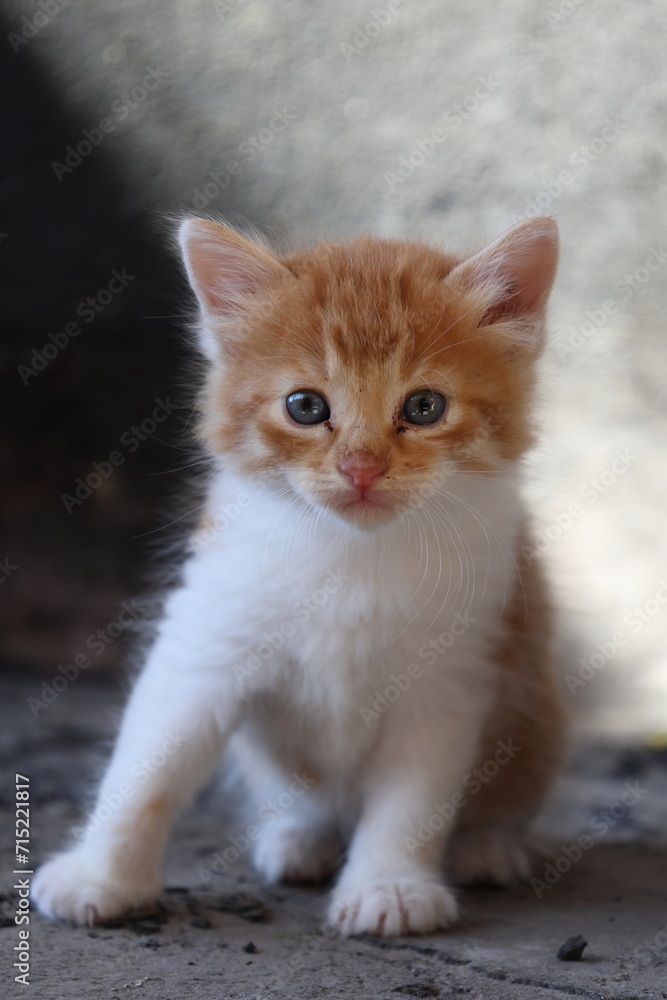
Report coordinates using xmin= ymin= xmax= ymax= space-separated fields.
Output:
xmin=33 ymin=629 xmax=241 ymax=925
xmin=329 ymin=691 xmax=490 ymax=937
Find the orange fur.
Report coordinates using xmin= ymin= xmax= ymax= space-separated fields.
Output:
xmin=190 ymin=218 xmax=566 ymax=860
xmin=194 ymin=228 xmax=555 ymax=529
xmin=465 ymin=535 xmax=568 ymax=828
xmin=31 ymin=218 xmax=568 ymax=935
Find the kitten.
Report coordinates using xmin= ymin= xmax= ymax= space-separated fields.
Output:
xmin=33 ymin=216 xmax=567 ymax=936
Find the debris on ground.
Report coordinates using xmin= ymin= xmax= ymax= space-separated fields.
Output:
xmin=557 ymin=935 xmax=588 ymax=961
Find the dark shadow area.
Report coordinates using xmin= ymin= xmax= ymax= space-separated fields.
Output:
xmin=1 ymin=31 xmax=195 ymax=676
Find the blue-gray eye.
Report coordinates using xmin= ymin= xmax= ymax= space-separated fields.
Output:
xmin=286 ymin=390 xmax=330 ymax=425
xmin=402 ymin=390 xmax=447 ymax=426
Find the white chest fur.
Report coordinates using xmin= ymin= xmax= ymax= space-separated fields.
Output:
xmin=175 ymin=469 xmax=523 ymax=722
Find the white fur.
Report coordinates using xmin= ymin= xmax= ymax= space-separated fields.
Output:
xmin=33 ymin=465 xmax=524 ymax=935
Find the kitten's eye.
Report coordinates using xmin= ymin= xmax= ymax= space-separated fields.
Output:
xmin=286 ymin=390 xmax=331 ymax=425
xmin=402 ymin=390 xmax=447 ymax=426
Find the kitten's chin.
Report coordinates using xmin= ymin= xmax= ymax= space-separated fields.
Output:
xmin=328 ymin=491 xmax=401 ymax=529
xmin=289 ymin=481 xmax=405 ymax=530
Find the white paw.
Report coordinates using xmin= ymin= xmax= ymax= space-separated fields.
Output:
xmin=328 ymin=875 xmax=458 ymax=937
xmin=32 ymin=850 xmax=161 ymax=926
xmin=254 ymin=820 xmax=341 ymax=884
xmin=447 ymin=826 xmax=531 ymax=885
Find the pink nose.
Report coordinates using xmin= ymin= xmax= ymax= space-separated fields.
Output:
xmin=338 ymin=454 xmax=386 ymax=495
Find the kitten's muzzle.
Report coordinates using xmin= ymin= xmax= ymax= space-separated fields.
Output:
xmin=337 ymin=452 xmax=386 ymax=497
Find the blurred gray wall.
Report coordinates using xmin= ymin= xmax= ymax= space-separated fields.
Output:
xmin=5 ymin=0 xmax=667 ymax=737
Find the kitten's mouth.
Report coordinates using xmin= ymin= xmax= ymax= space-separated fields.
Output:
xmin=332 ymin=489 xmax=397 ymax=523
xmin=345 ymin=495 xmax=384 ymax=509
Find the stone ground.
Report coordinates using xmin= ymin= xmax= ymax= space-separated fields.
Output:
xmin=3 ymin=671 xmax=667 ymax=1000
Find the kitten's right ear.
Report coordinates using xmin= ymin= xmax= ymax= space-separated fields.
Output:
xmin=178 ymin=218 xmax=287 ymax=360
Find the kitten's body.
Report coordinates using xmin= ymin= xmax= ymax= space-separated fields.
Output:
xmin=33 ymin=218 xmax=567 ymax=936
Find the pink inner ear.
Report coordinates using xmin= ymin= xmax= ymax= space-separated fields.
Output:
xmin=178 ymin=219 xmax=285 ymax=317
xmin=450 ymin=217 xmax=559 ymax=326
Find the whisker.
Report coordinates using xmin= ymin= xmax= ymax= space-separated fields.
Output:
xmin=133 ymin=503 xmax=207 ymax=539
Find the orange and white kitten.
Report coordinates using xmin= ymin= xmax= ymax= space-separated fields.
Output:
xmin=33 ymin=217 xmax=567 ymax=936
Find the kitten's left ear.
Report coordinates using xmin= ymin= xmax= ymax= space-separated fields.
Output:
xmin=178 ymin=218 xmax=288 ymax=359
xmin=446 ymin=217 xmax=559 ymax=347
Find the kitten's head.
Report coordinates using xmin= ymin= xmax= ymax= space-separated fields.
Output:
xmin=178 ymin=217 xmax=558 ymax=529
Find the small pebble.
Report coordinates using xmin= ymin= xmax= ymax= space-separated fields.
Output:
xmin=214 ymin=892 xmax=269 ymax=923
xmin=557 ymin=935 xmax=588 ymax=961
xmin=136 ymin=937 xmax=162 ymax=949
xmin=242 ymin=941 xmax=258 ymax=954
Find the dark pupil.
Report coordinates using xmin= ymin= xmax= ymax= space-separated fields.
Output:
xmin=403 ymin=390 xmax=446 ymax=425
xmin=287 ymin=390 xmax=330 ymax=424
